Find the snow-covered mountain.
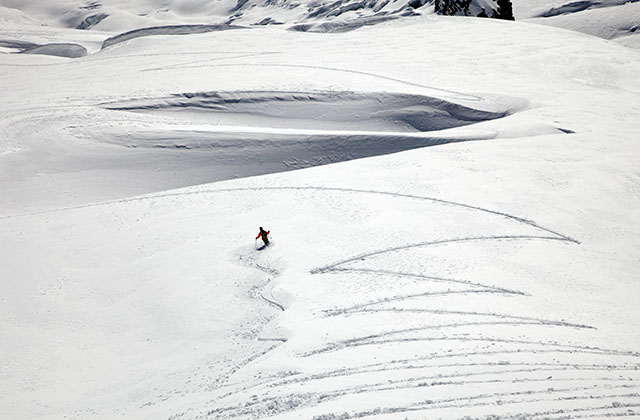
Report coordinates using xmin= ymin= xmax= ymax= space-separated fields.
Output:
xmin=0 ymin=0 xmax=504 ymax=31
xmin=2 ymin=0 xmax=638 ymax=48
xmin=1 ymin=2 xmax=639 ymax=420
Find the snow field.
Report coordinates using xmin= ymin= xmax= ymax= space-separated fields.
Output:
xmin=0 ymin=12 xmax=639 ymax=420
xmin=202 ymin=183 xmax=638 ymax=418
xmin=2 ymin=173 xmax=638 ymax=418
xmin=2 ymin=17 xmax=634 ymax=215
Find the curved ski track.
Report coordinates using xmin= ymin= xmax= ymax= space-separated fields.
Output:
xmin=4 ymin=186 xmax=638 ymax=418
xmin=166 ymin=187 xmax=632 ymax=419
xmin=138 ymin=62 xmax=483 ymax=102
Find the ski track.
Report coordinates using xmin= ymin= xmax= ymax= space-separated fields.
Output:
xmin=7 ymin=185 xmax=638 ymax=417
xmin=0 ymin=56 xmax=483 ymax=102
xmin=236 ymin=248 xmax=286 ymax=313
xmin=211 ymin=380 xmax=639 ymax=417
xmin=191 ymin=188 xmax=634 ymax=417
xmin=0 ymin=58 xmax=481 ymax=108
xmin=260 ymin=289 xmax=285 ymax=312
xmin=141 ymin=52 xmax=280 ymax=72
xmin=215 ymin=361 xmax=640 ymax=399
xmin=311 ymin=235 xmax=576 ymax=274
xmin=327 ymin=267 xmax=528 ymax=293
xmin=142 ymin=63 xmax=484 ymax=101
xmin=0 ymin=186 xmax=582 ymax=244
xmin=301 ymin=335 xmax=639 ymax=358
xmin=323 ymin=289 xmax=520 ymax=314
xmin=254 ymin=362 xmax=640 ymax=390
xmin=0 ymin=50 xmax=282 ymax=67
xmin=333 ymin=307 xmax=595 ymax=329
xmin=352 ymin=389 xmax=640 ymax=419
xmin=208 ymin=383 xmax=640 ymax=418
xmin=351 ymin=388 xmax=640 ymax=417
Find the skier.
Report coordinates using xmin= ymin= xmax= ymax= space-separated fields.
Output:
xmin=256 ymin=226 xmax=270 ymax=247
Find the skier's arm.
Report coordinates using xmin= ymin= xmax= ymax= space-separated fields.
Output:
xmin=256 ymin=233 xmax=261 ymax=239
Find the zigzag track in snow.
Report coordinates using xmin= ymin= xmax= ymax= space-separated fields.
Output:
xmin=271 ymin=186 xmax=600 ymax=420
xmin=4 ymin=184 xmax=604 ymax=418
xmin=236 ymin=248 xmax=285 ymax=312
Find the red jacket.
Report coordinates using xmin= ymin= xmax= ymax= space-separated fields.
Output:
xmin=256 ymin=230 xmax=270 ymax=240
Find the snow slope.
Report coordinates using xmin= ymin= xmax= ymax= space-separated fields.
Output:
xmin=515 ymin=0 xmax=640 ymax=48
xmin=1 ymin=12 xmax=640 ymax=420
xmin=531 ymin=2 xmax=640 ymax=49
xmin=0 ymin=17 xmax=532 ymax=216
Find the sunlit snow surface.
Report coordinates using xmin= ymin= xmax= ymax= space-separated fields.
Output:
xmin=1 ymin=12 xmax=640 ymax=420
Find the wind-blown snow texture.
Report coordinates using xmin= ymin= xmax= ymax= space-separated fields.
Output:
xmin=1 ymin=5 xmax=640 ymax=420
